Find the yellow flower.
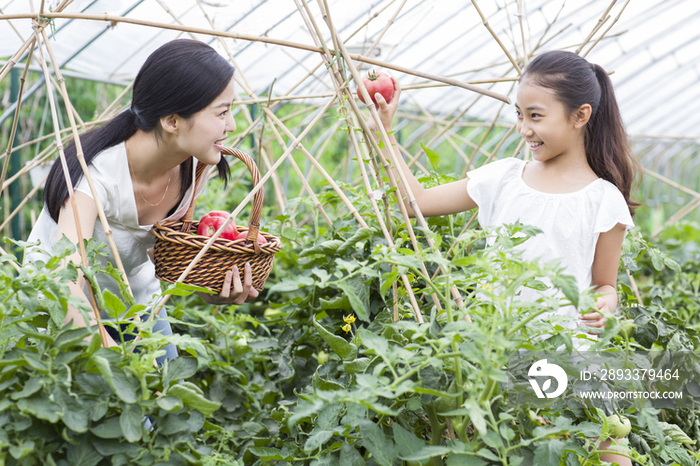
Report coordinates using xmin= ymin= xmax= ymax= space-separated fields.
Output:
xmin=343 ymin=315 xmax=356 ymax=324
xmin=342 ymin=323 xmax=352 ymax=333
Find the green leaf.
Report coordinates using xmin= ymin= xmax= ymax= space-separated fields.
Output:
xmin=10 ymin=377 xmax=43 ymax=400
xmin=164 ymin=357 xmax=198 ymax=387
xmin=338 ymin=280 xmax=369 ymax=322
xmin=533 ymin=439 xmax=564 ymax=465
xmin=304 ymin=430 xmax=334 ymax=451
xmin=167 ymin=382 xmax=221 ymax=416
xmin=9 ymin=440 xmax=34 ymax=460
xmin=302 ymin=240 xmax=344 ymax=256
xmin=156 ymin=395 xmax=184 ymax=412
xmin=551 ymin=274 xmax=579 ymax=308
xmin=312 ymin=317 xmax=357 ymax=361
xmin=17 ymin=395 xmax=61 ymax=422
xmin=393 ymin=424 xmax=426 ymax=458
xmin=358 ymin=328 xmax=389 ymax=360
xmin=249 ymin=447 xmax=291 ymax=461
xmin=359 ymin=420 xmax=399 ymax=466
xmin=57 ymin=392 xmax=89 ymax=433
xmin=23 ymin=352 xmax=48 ymax=373
xmin=268 ymin=276 xmax=315 ymax=293
xmin=90 ymin=355 xmax=137 ymax=404
xmin=120 ymin=404 xmax=142 ymax=443
xmin=401 ymin=446 xmax=452 ymax=462
xmin=66 ymin=436 xmax=103 ymax=466
xmin=52 ymin=235 xmax=76 ymax=258
xmin=90 ymin=416 xmax=123 ymax=439
xmin=446 ymin=456 xmax=487 ymax=466
xmin=343 ymin=358 xmax=371 ymax=375
xmin=337 ymin=228 xmax=372 ymax=255
xmin=313 ymin=370 xmax=344 ymax=391
xmin=54 ymin=327 xmax=91 ymax=351
xmin=103 ymin=290 xmax=126 ymax=319
xmin=659 ymin=421 xmax=696 ymax=445
xmin=339 ymin=443 xmax=366 ymax=466
xmin=320 ymin=295 xmax=351 ymax=311
xmin=421 ymin=142 xmax=440 ymax=172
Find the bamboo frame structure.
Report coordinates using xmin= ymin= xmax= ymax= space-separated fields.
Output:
xmin=1 ymin=0 xmax=698 ymax=350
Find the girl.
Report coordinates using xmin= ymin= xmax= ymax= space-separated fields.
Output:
xmin=26 ymin=39 xmax=257 ymax=357
xmin=370 ymin=50 xmax=637 ymax=465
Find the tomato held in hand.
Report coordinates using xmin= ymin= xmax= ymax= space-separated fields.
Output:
xmin=357 ymin=70 xmax=394 ymax=106
xmin=197 ymin=211 xmax=238 ymax=240
xmin=607 ymin=414 xmax=631 ymax=438
xmin=234 ymin=230 xmax=268 ymax=244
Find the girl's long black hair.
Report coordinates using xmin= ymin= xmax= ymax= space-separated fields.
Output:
xmin=521 ymin=50 xmax=640 ymax=214
xmin=45 ymin=39 xmax=234 ymax=221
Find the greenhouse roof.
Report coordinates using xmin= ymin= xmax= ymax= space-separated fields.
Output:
xmin=0 ymin=0 xmax=697 ymax=139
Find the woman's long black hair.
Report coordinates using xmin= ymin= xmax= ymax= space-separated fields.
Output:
xmin=45 ymin=39 xmax=234 ymax=221
xmin=521 ymin=50 xmax=640 ymax=214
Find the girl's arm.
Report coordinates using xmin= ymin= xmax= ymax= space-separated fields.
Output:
xmin=583 ymin=222 xmax=627 ymax=331
xmin=370 ymin=78 xmax=477 ymax=218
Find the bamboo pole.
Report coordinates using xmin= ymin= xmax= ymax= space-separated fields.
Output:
xmin=654 ymin=195 xmax=700 ymax=238
xmin=356 ymin=0 xmax=407 ymax=72
xmin=575 ymin=0 xmax=617 ymax=55
xmin=518 ymin=0 xmax=528 ymax=67
xmin=471 ymin=0 xmax=522 ymax=75
xmin=40 ymin=28 xmax=133 ymax=294
xmin=582 ymin=0 xmax=631 ymax=58
xmin=296 ymin=0 xmax=428 ymax=318
xmin=0 ymin=12 xmax=509 ymax=104
xmin=32 ymin=26 xmax=108 ymax=347
xmin=263 ymin=108 xmax=368 ymax=229
xmin=320 ymin=1 xmax=468 ymax=317
xmin=0 ymin=41 xmax=34 ymax=195
xmin=265 ymin=117 xmax=333 ymax=227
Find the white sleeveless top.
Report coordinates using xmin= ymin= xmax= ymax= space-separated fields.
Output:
xmin=26 ymin=142 xmax=210 ymax=309
xmin=466 ymin=157 xmax=634 ymax=337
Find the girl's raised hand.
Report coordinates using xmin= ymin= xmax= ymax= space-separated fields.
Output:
xmin=369 ymin=76 xmax=401 ymax=133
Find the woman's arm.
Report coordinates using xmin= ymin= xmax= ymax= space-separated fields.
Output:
xmin=55 ymin=191 xmax=100 ymax=328
xmin=370 ymin=78 xmax=477 ymax=218
xmin=583 ymin=222 xmax=627 ymax=332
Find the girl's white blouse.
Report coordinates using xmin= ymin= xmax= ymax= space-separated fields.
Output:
xmin=466 ymin=157 xmax=634 ymax=332
xmin=26 ymin=142 xmax=210 ymax=309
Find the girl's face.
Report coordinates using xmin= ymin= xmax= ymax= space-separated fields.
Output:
xmin=515 ymin=79 xmax=584 ymax=163
xmin=175 ymin=79 xmax=237 ymax=165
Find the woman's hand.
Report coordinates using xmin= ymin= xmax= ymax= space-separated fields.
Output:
xmin=197 ymin=262 xmax=259 ymax=305
xmin=368 ymin=76 xmax=401 ymax=133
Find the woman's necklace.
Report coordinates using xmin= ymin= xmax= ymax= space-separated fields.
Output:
xmin=125 ymin=140 xmax=172 ymax=207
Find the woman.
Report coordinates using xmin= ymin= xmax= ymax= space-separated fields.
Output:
xmin=26 ymin=39 xmax=257 ymax=357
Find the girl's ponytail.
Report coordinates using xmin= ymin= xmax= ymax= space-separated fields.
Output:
xmin=45 ymin=110 xmax=139 ymax=222
xmin=521 ymin=51 xmax=640 ymax=214
xmin=587 ymin=64 xmax=640 ymax=213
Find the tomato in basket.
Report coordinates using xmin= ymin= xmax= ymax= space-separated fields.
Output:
xmin=234 ymin=230 xmax=268 ymax=244
xmin=197 ymin=211 xmax=238 ymax=240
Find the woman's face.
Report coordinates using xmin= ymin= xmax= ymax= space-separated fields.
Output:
xmin=176 ymin=78 xmax=237 ymax=165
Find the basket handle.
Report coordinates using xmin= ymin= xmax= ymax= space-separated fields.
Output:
xmin=180 ymin=148 xmax=265 ymax=247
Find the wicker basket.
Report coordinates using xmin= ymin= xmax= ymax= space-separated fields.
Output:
xmin=152 ymin=147 xmax=280 ymax=293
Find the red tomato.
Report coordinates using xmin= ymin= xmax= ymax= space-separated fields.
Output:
xmin=357 ymin=71 xmax=394 ymax=106
xmin=234 ymin=230 xmax=268 ymax=244
xmin=197 ymin=211 xmax=238 ymax=240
